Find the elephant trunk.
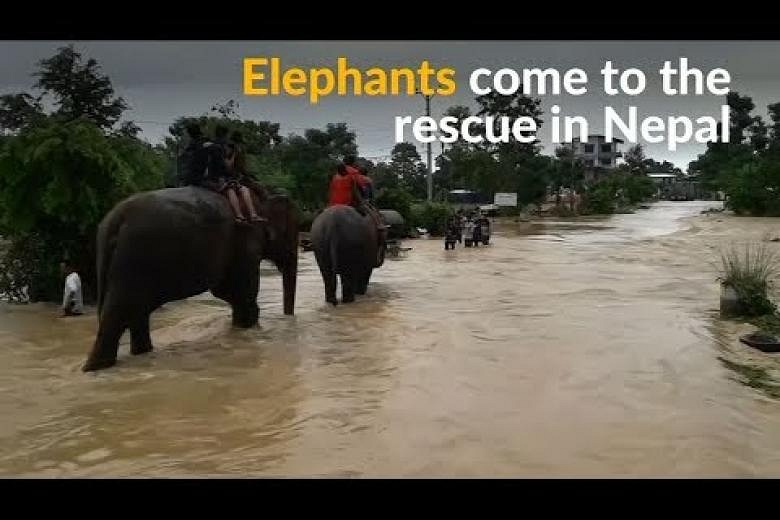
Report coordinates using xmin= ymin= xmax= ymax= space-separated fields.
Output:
xmin=282 ymin=249 xmax=297 ymax=315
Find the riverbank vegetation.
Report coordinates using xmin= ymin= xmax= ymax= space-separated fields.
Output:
xmin=718 ymin=241 xmax=779 ymax=317
xmin=689 ymin=92 xmax=780 ymax=216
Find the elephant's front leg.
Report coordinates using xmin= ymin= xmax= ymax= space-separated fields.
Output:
xmin=232 ymin=268 xmax=260 ymax=328
xmin=130 ymin=313 xmax=153 ymax=355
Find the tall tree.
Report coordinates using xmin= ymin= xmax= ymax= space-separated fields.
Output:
xmin=623 ymin=144 xmax=647 ymax=174
xmin=33 ymin=45 xmax=128 ymax=129
xmin=0 ymin=93 xmax=44 ymax=133
xmin=766 ymin=102 xmax=780 ymax=154
xmin=726 ymin=91 xmax=756 ymax=145
xmin=390 ymin=142 xmax=428 ymax=199
xmin=0 ymin=46 xmax=164 ymax=303
xmin=475 ymin=90 xmax=544 ymax=155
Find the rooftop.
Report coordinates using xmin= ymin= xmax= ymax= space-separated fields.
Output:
xmin=569 ymin=135 xmax=625 ymax=144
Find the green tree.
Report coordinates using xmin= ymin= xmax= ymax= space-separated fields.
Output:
xmin=0 ymin=120 xmax=165 ymax=301
xmin=726 ymin=91 xmax=756 ymax=145
xmin=474 ymin=91 xmax=550 ymax=205
xmin=688 ymin=91 xmax=757 ymax=192
xmin=276 ymin=123 xmax=359 ymax=210
xmin=475 ymin=91 xmax=543 ymax=153
xmin=0 ymin=93 xmax=44 ymax=132
xmin=0 ymin=46 xmax=165 ymax=303
xmin=552 ymin=146 xmax=585 ymax=208
xmin=33 ymin=45 xmax=128 ymax=130
xmin=766 ymin=102 xmax=780 ymax=155
xmin=623 ymin=144 xmax=647 ymax=175
xmin=388 ymin=142 xmax=427 ymax=199
xmin=164 ymin=109 xmax=284 ymax=188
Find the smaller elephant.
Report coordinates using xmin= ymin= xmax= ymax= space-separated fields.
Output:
xmin=310 ymin=205 xmax=386 ymax=305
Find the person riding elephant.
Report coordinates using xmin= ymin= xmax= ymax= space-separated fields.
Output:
xmin=81 ymin=185 xmax=298 ymax=372
xmin=203 ymin=125 xmax=262 ymax=224
xmin=328 ymin=163 xmax=364 ymax=210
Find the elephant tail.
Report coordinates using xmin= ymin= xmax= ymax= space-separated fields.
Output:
xmin=96 ymin=211 xmax=122 ymax=317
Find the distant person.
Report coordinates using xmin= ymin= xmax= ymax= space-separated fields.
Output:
xmin=60 ymin=260 xmax=83 ymax=316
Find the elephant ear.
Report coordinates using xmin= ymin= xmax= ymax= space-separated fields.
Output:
xmin=264 ymin=222 xmax=277 ymax=243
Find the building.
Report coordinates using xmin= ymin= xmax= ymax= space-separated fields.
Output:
xmin=561 ymin=135 xmax=624 ymax=169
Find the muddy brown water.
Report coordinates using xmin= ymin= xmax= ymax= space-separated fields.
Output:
xmin=2 ymin=201 xmax=780 ymax=476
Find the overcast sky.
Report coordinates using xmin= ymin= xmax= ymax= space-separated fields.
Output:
xmin=3 ymin=41 xmax=780 ymax=169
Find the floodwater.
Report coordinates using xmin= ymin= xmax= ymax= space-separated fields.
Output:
xmin=2 ymin=201 xmax=780 ymax=476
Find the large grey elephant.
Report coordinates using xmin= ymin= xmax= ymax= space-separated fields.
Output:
xmin=82 ymin=186 xmax=298 ymax=372
xmin=310 ymin=205 xmax=386 ymax=305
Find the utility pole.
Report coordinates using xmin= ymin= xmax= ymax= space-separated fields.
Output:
xmin=424 ymin=94 xmax=433 ymax=202
xmin=416 ymin=90 xmax=435 ymax=201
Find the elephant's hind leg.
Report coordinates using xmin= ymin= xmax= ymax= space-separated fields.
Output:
xmin=341 ymin=274 xmax=356 ymax=303
xmin=130 ymin=313 xmax=153 ymax=355
xmin=83 ymin=299 xmax=127 ymax=372
xmin=316 ymin=254 xmax=338 ymax=306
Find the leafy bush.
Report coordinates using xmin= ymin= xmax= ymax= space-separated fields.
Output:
xmin=0 ymin=119 xmax=166 ymax=302
xmin=410 ymin=202 xmax=451 ymax=236
xmin=721 ymin=159 xmax=780 ymax=216
xmin=580 ymin=173 xmax=655 ymax=215
xmin=374 ymin=186 xmax=414 ymax=224
xmin=581 ymin=182 xmax=616 ymax=215
xmin=718 ymin=241 xmax=780 ymax=317
xmin=623 ymin=174 xmax=656 ymax=204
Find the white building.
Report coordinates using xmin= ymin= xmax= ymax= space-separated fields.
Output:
xmin=560 ymin=135 xmax=624 ymax=169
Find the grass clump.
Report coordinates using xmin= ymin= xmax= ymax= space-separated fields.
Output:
xmin=718 ymin=240 xmax=780 ymax=317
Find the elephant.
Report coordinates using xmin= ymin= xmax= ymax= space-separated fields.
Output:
xmin=309 ymin=205 xmax=386 ymax=305
xmin=82 ymin=185 xmax=298 ymax=372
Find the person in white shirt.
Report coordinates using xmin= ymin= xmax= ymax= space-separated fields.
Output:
xmin=61 ymin=260 xmax=83 ymax=316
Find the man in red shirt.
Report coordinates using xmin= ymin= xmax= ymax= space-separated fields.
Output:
xmin=328 ymin=163 xmax=363 ymax=208
xmin=343 ymin=155 xmax=372 ymax=200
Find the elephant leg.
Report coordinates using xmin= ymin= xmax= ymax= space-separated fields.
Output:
xmin=317 ymin=258 xmax=338 ymax=306
xmin=355 ymin=269 xmax=371 ymax=295
xmin=83 ymin=297 xmax=127 ymax=372
xmin=232 ymin=266 xmax=260 ymax=328
xmin=341 ymin=274 xmax=356 ymax=303
xmin=324 ymin=271 xmax=338 ymax=305
xmin=130 ymin=312 xmax=153 ymax=355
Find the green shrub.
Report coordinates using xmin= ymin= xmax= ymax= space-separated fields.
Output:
xmin=581 ymin=183 xmax=616 ymax=215
xmin=375 ymin=186 xmax=414 ymax=224
xmin=410 ymin=202 xmax=451 ymax=236
xmin=0 ymin=119 xmax=166 ymax=302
